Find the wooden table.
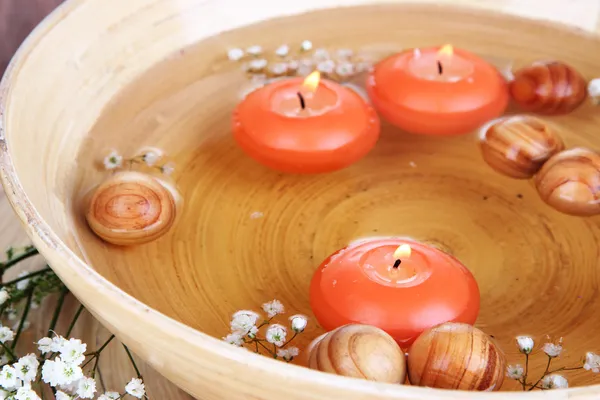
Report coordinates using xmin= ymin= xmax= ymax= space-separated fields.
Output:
xmin=1 ymin=1 xmax=599 ymax=398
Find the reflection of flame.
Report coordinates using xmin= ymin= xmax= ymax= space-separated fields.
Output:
xmin=393 ymin=244 xmax=412 ymax=259
xmin=438 ymin=44 xmax=454 ymax=56
xmin=303 ymin=71 xmax=321 ymax=92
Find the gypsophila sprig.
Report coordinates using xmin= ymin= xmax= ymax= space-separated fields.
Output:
xmin=506 ymin=335 xmax=597 ymax=390
xmin=222 ymin=299 xmax=307 ymax=362
xmin=101 ymin=149 xmax=174 ymax=178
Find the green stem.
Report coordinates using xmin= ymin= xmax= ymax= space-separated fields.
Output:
xmin=256 ymin=340 xmax=276 ymax=357
xmin=123 ymin=344 xmax=142 ymax=379
xmin=96 ymin=335 xmax=116 ymax=354
xmin=0 ymin=248 xmax=39 ymax=273
xmin=0 ymin=342 xmax=16 ymax=361
xmin=548 ymin=366 xmax=584 ymax=373
xmin=281 ymin=332 xmax=298 ymax=348
xmin=91 ymin=355 xmax=101 ymax=378
xmin=65 ymin=304 xmax=85 ymax=337
xmin=521 ymin=354 xmax=529 ymax=391
xmin=528 ymin=356 xmax=553 ymax=391
xmin=1 ymin=267 xmax=50 ymax=288
xmin=47 ymin=287 xmax=69 ymax=335
xmin=97 ymin=366 xmax=106 ymax=392
xmin=12 ymin=287 xmax=34 ymax=349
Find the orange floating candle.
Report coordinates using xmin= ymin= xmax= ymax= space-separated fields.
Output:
xmin=366 ymin=45 xmax=509 ymax=136
xmin=309 ymin=238 xmax=480 ymax=348
xmin=232 ymin=72 xmax=380 ymax=174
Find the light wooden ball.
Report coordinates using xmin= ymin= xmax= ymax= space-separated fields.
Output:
xmin=480 ymin=115 xmax=565 ymax=179
xmin=407 ymin=322 xmax=505 ymax=391
xmin=307 ymin=324 xmax=406 ymax=383
xmin=86 ymin=171 xmax=177 ymax=246
xmin=534 ymin=147 xmax=600 ymax=216
xmin=509 ymin=61 xmax=587 ymax=115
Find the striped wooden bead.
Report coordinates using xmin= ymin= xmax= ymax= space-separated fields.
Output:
xmin=509 ymin=61 xmax=587 ymax=115
xmin=407 ymin=322 xmax=505 ymax=391
xmin=534 ymin=148 xmax=600 ymax=216
xmin=480 ymin=115 xmax=564 ymax=179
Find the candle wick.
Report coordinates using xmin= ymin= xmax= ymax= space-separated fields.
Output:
xmin=392 ymin=259 xmax=401 ymax=269
xmin=437 ymin=60 xmax=443 ymax=75
xmin=297 ymin=92 xmax=306 ymax=110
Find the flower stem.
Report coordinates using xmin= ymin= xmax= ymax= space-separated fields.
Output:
xmin=548 ymin=366 xmax=584 ymax=373
xmin=1 ymin=267 xmax=51 ymax=288
xmin=0 ymin=342 xmax=16 ymax=361
xmin=256 ymin=340 xmax=276 ymax=357
xmin=65 ymin=304 xmax=85 ymax=337
xmin=528 ymin=356 xmax=552 ymax=391
xmin=82 ymin=335 xmax=116 ymax=369
xmin=47 ymin=287 xmax=69 ymax=335
xmin=12 ymin=287 xmax=34 ymax=349
xmin=521 ymin=354 xmax=529 ymax=390
xmin=123 ymin=344 xmax=142 ymax=379
xmin=281 ymin=332 xmax=298 ymax=348
xmin=0 ymin=247 xmax=39 ymax=273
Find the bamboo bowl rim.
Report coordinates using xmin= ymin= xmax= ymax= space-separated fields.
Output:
xmin=1 ymin=0 xmax=599 ymax=398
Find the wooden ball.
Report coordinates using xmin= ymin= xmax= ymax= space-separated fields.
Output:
xmin=509 ymin=61 xmax=587 ymax=115
xmin=534 ymin=147 xmax=600 ymax=216
xmin=86 ymin=171 xmax=177 ymax=246
xmin=407 ymin=322 xmax=505 ymax=391
xmin=307 ymin=324 xmax=406 ymax=383
xmin=480 ymin=115 xmax=565 ymax=179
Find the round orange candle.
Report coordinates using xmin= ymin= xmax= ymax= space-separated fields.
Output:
xmin=309 ymin=238 xmax=480 ymax=347
xmin=232 ymin=72 xmax=380 ymax=174
xmin=366 ymin=45 xmax=509 ymax=136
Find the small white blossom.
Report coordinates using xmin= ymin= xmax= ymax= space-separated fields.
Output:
xmin=286 ymin=60 xmax=299 ymax=72
xmin=14 ymin=354 xmax=39 ymax=382
xmin=290 ymin=315 xmax=308 ymax=333
xmin=103 ymin=151 xmax=122 ymax=170
xmin=36 ymin=337 xmax=54 ymax=354
xmin=42 ymin=357 xmax=83 ymax=387
xmin=55 ymin=391 xmax=72 ymax=400
xmin=15 ymin=385 xmax=41 ymax=400
xmin=262 ymin=300 xmax=284 ymax=318
xmin=277 ymin=347 xmax=299 ymax=361
xmin=246 ymin=45 xmax=263 ymax=56
xmin=266 ymin=324 xmax=287 ymax=347
xmin=142 ymin=151 xmax=160 ymax=167
xmin=543 ymin=342 xmax=563 ymax=358
xmin=588 ymin=78 xmax=600 ymax=104
xmin=297 ymin=59 xmax=314 ymax=76
xmin=300 ymin=40 xmax=313 ymax=52
xmin=316 ymin=60 xmax=335 ymax=74
xmin=30 ymin=301 xmax=39 ymax=310
xmin=160 ymin=162 xmax=175 ymax=176
xmin=6 ymin=311 xmax=17 ymax=321
xmin=0 ymin=327 xmax=14 ymax=343
xmin=98 ymin=392 xmax=120 ymax=400
xmin=230 ymin=310 xmax=259 ymax=335
xmin=247 ymin=59 xmax=268 ymax=72
xmin=227 ymin=48 xmax=245 ymax=61
xmin=125 ymin=378 xmax=146 ymax=399
xmin=335 ymin=48 xmax=354 ymax=60
xmin=275 ymin=45 xmax=289 ymax=57
xmin=60 ymin=338 xmax=86 ymax=366
xmin=506 ymin=364 xmax=524 ymax=379
xmin=584 ymin=352 xmax=600 ymax=373
xmin=76 ymin=377 xmax=96 ymax=398
xmin=16 ymin=271 xmax=31 ymax=291
xmin=313 ymin=48 xmax=330 ymax=61
xmin=0 ymin=365 xmax=18 ymax=389
xmin=0 ymin=290 xmax=9 ymax=306
xmin=269 ymin=63 xmax=288 ymax=76
xmin=335 ymin=62 xmax=354 ymax=77
xmin=247 ymin=326 xmax=258 ymax=339
xmin=223 ymin=332 xmax=244 ymax=347
xmin=516 ymin=336 xmax=534 ymax=354
xmin=541 ymin=374 xmax=568 ymax=389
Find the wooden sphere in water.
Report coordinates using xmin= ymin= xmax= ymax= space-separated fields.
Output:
xmin=407 ymin=322 xmax=505 ymax=391
xmin=480 ymin=115 xmax=565 ymax=179
xmin=307 ymin=324 xmax=406 ymax=383
xmin=86 ymin=171 xmax=177 ymax=246
xmin=534 ymin=148 xmax=600 ymax=216
xmin=509 ymin=61 xmax=587 ymax=115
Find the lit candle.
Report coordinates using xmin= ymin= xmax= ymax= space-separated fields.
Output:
xmin=232 ymin=71 xmax=380 ymax=174
xmin=309 ymin=237 xmax=480 ymax=348
xmin=366 ymin=45 xmax=509 ymax=136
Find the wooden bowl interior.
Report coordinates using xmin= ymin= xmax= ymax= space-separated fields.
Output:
xmin=4 ymin=2 xmax=600 ymax=393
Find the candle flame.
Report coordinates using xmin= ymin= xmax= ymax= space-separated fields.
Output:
xmin=438 ymin=44 xmax=454 ymax=56
xmin=303 ymin=71 xmax=321 ymax=93
xmin=393 ymin=244 xmax=412 ymax=259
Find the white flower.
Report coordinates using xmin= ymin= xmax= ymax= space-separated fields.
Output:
xmin=275 ymin=45 xmax=289 ymax=57
xmin=76 ymin=377 xmax=96 ymax=399
xmin=223 ymin=332 xmax=244 ymax=347
xmin=335 ymin=62 xmax=354 ymax=77
xmin=36 ymin=337 xmax=53 ymax=354
xmin=41 ymin=357 xmax=83 ymax=387
xmin=289 ymin=315 xmax=308 ymax=333
xmin=15 ymin=385 xmax=41 ymax=400
xmin=6 ymin=311 xmax=17 ymax=321
xmin=262 ymin=300 xmax=284 ymax=318
xmin=300 ymin=40 xmax=313 ymax=52
xmin=247 ymin=326 xmax=258 ymax=339
xmin=52 ymin=336 xmax=68 ymax=352
xmin=316 ymin=60 xmax=335 ymax=74
xmin=125 ymin=378 xmax=146 ymax=399
xmin=30 ymin=301 xmax=39 ymax=310
xmin=543 ymin=342 xmax=563 ymax=358
xmin=0 ymin=389 xmax=8 ymax=400
xmin=265 ymin=324 xmax=287 ymax=347
xmin=246 ymin=45 xmax=263 ymax=56
xmin=268 ymin=63 xmax=288 ymax=76
xmin=540 ymin=374 xmax=568 ymax=389
xmin=16 ymin=271 xmax=31 ymax=291
xmin=588 ymin=78 xmax=600 ymax=104
xmin=142 ymin=151 xmax=160 ymax=167
xmin=103 ymin=151 xmax=122 ymax=170
xmin=98 ymin=392 xmax=120 ymax=400
xmin=0 ymin=365 xmax=18 ymax=389
xmin=584 ymin=352 xmax=600 ymax=373
xmin=14 ymin=354 xmax=39 ymax=382
xmin=60 ymin=338 xmax=86 ymax=366
xmin=0 ymin=290 xmax=9 ymax=305
xmin=160 ymin=162 xmax=175 ymax=176
xmin=313 ymin=48 xmax=330 ymax=61
xmin=506 ymin=364 xmax=524 ymax=379
xmin=335 ymin=48 xmax=354 ymax=60
xmin=277 ymin=347 xmax=299 ymax=361
xmin=230 ymin=310 xmax=259 ymax=335
xmin=0 ymin=327 xmax=14 ymax=344
xmin=516 ymin=336 xmax=534 ymax=354
xmin=247 ymin=59 xmax=268 ymax=72
xmin=55 ymin=391 xmax=72 ymax=400
xmin=227 ymin=48 xmax=244 ymax=61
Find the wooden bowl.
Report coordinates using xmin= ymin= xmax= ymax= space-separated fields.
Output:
xmin=1 ymin=1 xmax=600 ymax=399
